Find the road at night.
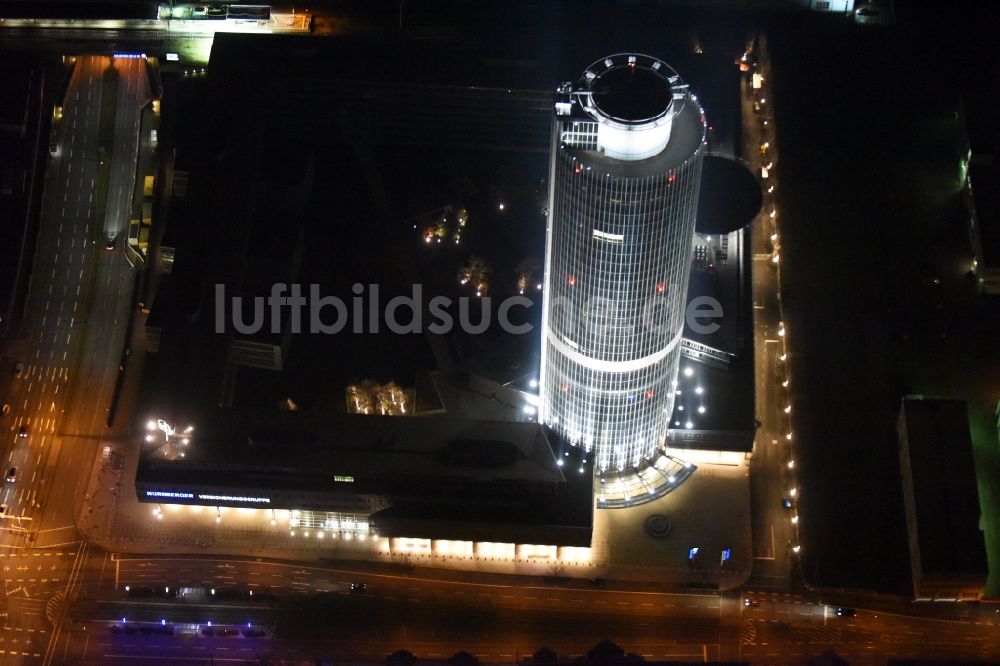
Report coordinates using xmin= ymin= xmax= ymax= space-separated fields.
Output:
xmin=24 ymin=553 xmax=1000 ymax=664
xmin=742 ymin=34 xmax=797 ymax=592
xmin=0 ymin=54 xmax=147 ymax=665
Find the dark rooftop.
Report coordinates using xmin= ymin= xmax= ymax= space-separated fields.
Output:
xmin=136 ymin=411 xmax=594 ymax=546
xmin=668 ymin=226 xmax=756 ymax=449
xmin=141 ymin=411 xmax=566 ymax=486
xmin=970 ymin=161 xmax=1000 ymax=266
xmin=899 ymin=398 xmax=987 ymax=579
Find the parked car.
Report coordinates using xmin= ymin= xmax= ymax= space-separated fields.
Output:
xmin=13 ymin=362 xmax=23 ymax=377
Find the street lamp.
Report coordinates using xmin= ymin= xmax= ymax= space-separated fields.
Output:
xmin=157 ymin=419 xmax=174 ymax=438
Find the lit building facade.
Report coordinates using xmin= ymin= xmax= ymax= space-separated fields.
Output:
xmin=539 ymin=54 xmax=707 ymax=472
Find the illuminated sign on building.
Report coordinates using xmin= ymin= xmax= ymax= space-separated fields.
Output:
xmin=143 ymin=490 xmax=270 ymax=504
xmin=333 ymin=475 xmax=355 ymax=483
xmin=197 ymin=494 xmax=271 ymax=504
xmin=146 ymin=490 xmax=194 ymax=499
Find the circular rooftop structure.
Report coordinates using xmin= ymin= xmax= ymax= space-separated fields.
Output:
xmin=578 ymin=54 xmax=693 ymax=161
xmin=591 ymin=65 xmax=673 ymax=124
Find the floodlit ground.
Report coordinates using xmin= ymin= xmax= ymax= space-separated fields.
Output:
xmin=591 ymin=461 xmax=752 ymax=589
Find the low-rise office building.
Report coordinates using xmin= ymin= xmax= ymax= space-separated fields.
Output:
xmin=136 ymin=410 xmax=594 ymax=547
xmin=898 ymin=397 xmax=987 ymax=601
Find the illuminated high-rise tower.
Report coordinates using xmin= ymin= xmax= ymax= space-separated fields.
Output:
xmin=539 ymin=53 xmax=707 ymax=473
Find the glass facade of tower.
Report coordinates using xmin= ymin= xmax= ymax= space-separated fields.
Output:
xmin=539 ymin=54 xmax=707 ymax=472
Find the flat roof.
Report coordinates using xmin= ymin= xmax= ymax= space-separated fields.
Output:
xmin=899 ymin=398 xmax=987 ymax=578
xmin=970 ymin=161 xmax=1000 ymax=266
xmin=139 ymin=411 xmax=566 ymax=486
xmin=670 ymin=227 xmax=756 ymax=448
xmin=136 ymin=411 xmax=595 ymax=546
xmin=669 ymin=352 xmax=755 ymax=438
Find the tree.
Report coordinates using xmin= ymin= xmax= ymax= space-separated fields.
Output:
xmin=386 ymin=649 xmax=417 ymax=666
xmin=458 ymin=256 xmax=491 ymax=297
xmin=448 ymin=651 xmax=480 ymax=666
xmin=514 ymin=256 xmax=540 ymax=295
xmin=587 ymin=640 xmax=624 ymax=665
xmin=532 ymin=647 xmax=558 ymax=664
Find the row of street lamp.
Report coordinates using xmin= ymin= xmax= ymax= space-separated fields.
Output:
xmin=751 ymin=47 xmax=802 ymax=557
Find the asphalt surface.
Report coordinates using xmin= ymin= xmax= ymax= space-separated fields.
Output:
xmin=0 ymin=55 xmax=145 ymax=665
xmin=743 ymin=34 xmax=797 ymax=591
xmin=39 ymin=553 xmax=1000 ymax=665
